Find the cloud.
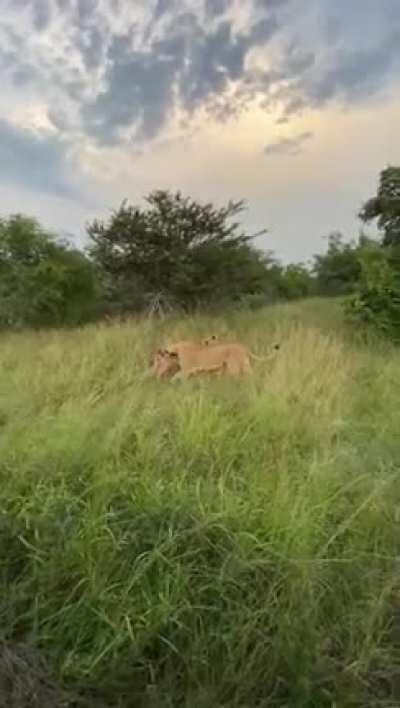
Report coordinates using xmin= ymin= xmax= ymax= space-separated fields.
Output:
xmin=308 ymin=32 xmax=400 ymax=106
xmin=154 ymin=0 xmax=175 ymax=20
xmin=1 ymin=0 xmax=400 ymax=154
xmin=76 ymin=0 xmax=99 ymax=24
xmin=0 ymin=118 xmax=86 ymax=201
xmin=0 ymin=0 xmax=399 ymax=263
xmin=205 ymin=0 xmax=230 ymax=18
xmin=82 ymin=11 xmax=279 ymax=144
xmin=82 ymin=33 xmax=182 ymax=144
xmin=56 ymin=0 xmax=71 ymax=12
xmin=78 ymin=26 xmax=106 ymax=70
xmin=276 ymin=28 xmax=400 ymax=122
xmin=32 ymin=0 xmax=52 ymax=32
xmin=13 ymin=62 xmax=38 ymax=88
xmin=277 ymin=2 xmax=400 ymax=119
xmin=264 ymin=131 xmax=313 ymax=156
xmin=256 ymin=0 xmax=291 ymax=7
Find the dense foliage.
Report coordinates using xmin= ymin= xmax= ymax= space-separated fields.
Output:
xmin=313 ymin=231 xmax=362 ymax=296
xmin=360 ymin=165 xmax=400 ymax=247
xmin=348 ymin=166 xmax=400 ymax=339
xmin=2 ymin=170 xmax=400 ymax=329
xmin=0 ymin=215 xmax=101 ymax=328
xmin=88 ymin=190 xmax=277 ymax=313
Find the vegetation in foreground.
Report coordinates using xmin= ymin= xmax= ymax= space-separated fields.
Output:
xmin=0 ymin=298 xmax=400 ymax=706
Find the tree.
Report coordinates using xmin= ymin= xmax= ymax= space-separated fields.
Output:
xmin=0 ymin=214 xmax=101 ymax=328
xmin=345 ymin=167 xmax=400 ymax=339
xmin=360 ymin=166 xmax=400 ymax=247
xmin=346 ymin=241 xmax=400 ymax=339
xmin=313 ymin=232 xmax=362 ymax=296
xmin=88 ymin=190 xmax=270 ymax=312
xmin=279 ymin=263 xmax=315 ymax=300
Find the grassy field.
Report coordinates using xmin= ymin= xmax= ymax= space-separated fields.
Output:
xmin=1 ymin=298 xmax=400 ymax=707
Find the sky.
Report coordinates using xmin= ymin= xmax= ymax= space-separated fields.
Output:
xmin=1 ymin=0 xmax=400 ymax=263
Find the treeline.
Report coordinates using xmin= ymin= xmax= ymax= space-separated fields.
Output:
xmin=1 ymin=167 xmax=399 ymax=335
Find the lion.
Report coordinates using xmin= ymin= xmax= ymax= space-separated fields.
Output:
xmin=151 ymin=349 xmax=181 ymax=379
xmin=151 ymin=337 xmax=280 ymax=381
xmin=162 ymin=340 xmax=253 ymax=380
xmin=150 ymin=336 xmax=219 ymax=379
xmin=152 ymin=348 xmax=226 ymax=380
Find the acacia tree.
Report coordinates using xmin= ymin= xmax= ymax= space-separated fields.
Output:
xmin=88 ymin=190 xmax=270 ymax=312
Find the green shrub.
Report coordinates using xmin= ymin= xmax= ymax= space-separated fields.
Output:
xmin=346 ymin=242 xmax=400 ymax=339
xmin=0 ymin=214 xmax=102 ymax=329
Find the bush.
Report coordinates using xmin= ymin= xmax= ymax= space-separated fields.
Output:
xmin=0 ymin=214 xmax=102 ymax=329
xmin=279 ymin=263 xmax=315 ymax=300
xmin=345 ymin=242 xmax=400 ymax=339
xmin=313 ymin=232 xmax=362 ymax=296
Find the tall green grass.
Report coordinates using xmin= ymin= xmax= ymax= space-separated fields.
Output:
xmin=1 ymin=298 xmax=400 ymax=706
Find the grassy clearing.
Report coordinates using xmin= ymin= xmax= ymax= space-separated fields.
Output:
xmin=0 ymin=298 xmax=400 ymax=706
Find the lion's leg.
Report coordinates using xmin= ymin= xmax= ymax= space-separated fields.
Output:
xmin=243 ymin=358 xmax=252 ymax=375
xmin=186 ymin=366 xmax=207 ymax=378
xmin=171 ymin=362 xmax=227 ymax=381
xmin=170 ymin=366 xmax=208 ymax=381
xmin=170 ymin=369 xmax=185 ymax=382
xmin=187 ymin=363 xmax=225 ymax=378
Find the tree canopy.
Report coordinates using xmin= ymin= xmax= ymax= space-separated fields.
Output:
xmin=312 ymin=232 xmax=363 ymax=296
xmin=360 ymin=166 xmax=400 ymax=247
xmin=0 ymin=214 xmax=100 ymax=328
xmin=88 ymin=190 xmax=272 ymax=312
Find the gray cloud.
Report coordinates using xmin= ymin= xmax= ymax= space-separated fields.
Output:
xmin=82 ymin=32 xmax=181 ymax=144
xmin=308 ymin=32 xmax=400 ymax=106
xmin=32 ymin=0 xmax=52 ymax=32
xmin=205 ymin=0 xmax=230 ymax=18
xmin=47 ymin=108 xmax=70 ymax=132
xmin=0 ymin=118 xmax=83 ymax=201
xmin=276 ymin=15 xmax=400 ymax=122
xmin=13 ymin=62 xmax=38 ymax=87
xmin=256 ymin=0 xmax=291 ymax=8
xmin=0 ymin=25 xmax=38 ymax=86
xmin=2 ymin=0 xmax=400 ymax=154
xmin=109 ymin=0 xmax=121 ymax=14
xmin=264 ymin=131 xmax=313 ymax=156
xmin=76 ymin=0 xmax=98 ymax=24
xmin=154 ymin=0 xmax=175 ymax=20
xmin=78 ymin=26 xmax=106 ymax=70
xmin=284 ymin=44 xmax=315 ymax=76
xmin=0 ymin=47 xmax=17 ymax=73
xmin=82 ymin=11 xmax=279 ymax=144
xmin=56 ymin=0 xmax=71 ymax=12
xmin=179 ymin=20 xmax=250 ymax=111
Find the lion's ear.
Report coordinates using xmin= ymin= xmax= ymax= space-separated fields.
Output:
xmin=203 ymin=334 xmax=217 ymax=346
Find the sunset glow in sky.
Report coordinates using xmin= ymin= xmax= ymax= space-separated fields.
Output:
xmin=1 ymin=0 xmax=400 ymax=261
